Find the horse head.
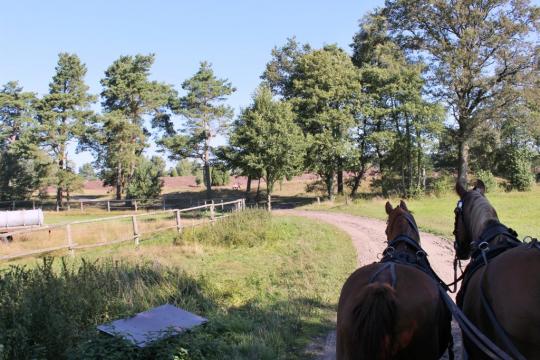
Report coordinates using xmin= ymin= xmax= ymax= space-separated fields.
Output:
xmin=454 ymin=179 xmax=497 ymax=260
xmin=384 ymin=200 xmax=420 ymax=244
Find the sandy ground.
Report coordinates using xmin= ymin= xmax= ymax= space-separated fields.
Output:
xmin=277 ymin=210 xmax=463 ymax=360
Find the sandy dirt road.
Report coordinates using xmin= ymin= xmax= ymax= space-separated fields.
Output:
xmin=276 ymin=210 xmax=462 ymax=360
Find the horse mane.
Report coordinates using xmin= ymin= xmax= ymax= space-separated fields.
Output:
xmin=464 ymin=190 xmax=499 ymax=241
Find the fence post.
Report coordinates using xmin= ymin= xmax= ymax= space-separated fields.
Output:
xmin=56 ymin=203 xmax=59 ymax=212
xmin=317 ymin=197 xmax=320 ymax=205
xmin=242 ymin=198 xmax=246 ymax=211
xmin=132 ymin=215 xmax=140 ymax=247
xmin=66 ymin=224 xmax=74 ymax=257
xmin=32 ymin=200 xmax=36 ymax=210
xmin=162 ymin=198 xmax=166 ymax=210
xmin=80 ymin=201 xmax=84 ymax=212
xmin=210 ymin=200 xmax=215 ymax=221
xmin=67 ymin=201 xmax=71 ymax=211
xmin=175 ymin=210 xmax=182 ymax=234
xmin=12 ymin=201 xmax=15 ymax=211
xmin=221 ymin=199 xmax=224 ymax=212
xmin=107 ymin=201 xmax=111 ymax=212
xmin=134 ymin=200 xmax=138 ymax=212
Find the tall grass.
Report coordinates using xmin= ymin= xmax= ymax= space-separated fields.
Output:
xmin=0 ymin=210 xmax=355 ymax=359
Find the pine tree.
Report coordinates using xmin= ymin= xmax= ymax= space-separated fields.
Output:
xmin=38 ymin=53 xmax=95 ymax=208
xmin=99 ymin=54 xmax=176 ymax=199
xmin=0 ymin=81 xmax=49 ymax=200
xmin=159 ymin=62 xmax=235 ymax=199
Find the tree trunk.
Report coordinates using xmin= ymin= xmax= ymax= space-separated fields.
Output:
xmin=458 ymin=139 xmax=469 ymax=188
xmin=256 ymin=178 xmax=261 ymax=203
xmin=337 ymin=168 xmax=344 ymax=195
xmin=350 ymin=175 xmax=361 ymax=197
xmin=325 ymin=172 xmax=334 ymax=200
xmin=56 ymin=149 xmax=65 ymax=209
xmin=350 ymin=163 xmax=367 ymax=197
xmin=116 ymin=163 xmax=122 ymax=200
xmin=203 ymin=161 xmax=212 ymax=199
xmin=267 ymin=193 xmax=272 ymax=212
xmin=245 ymin=174 xmax=252 ymax=201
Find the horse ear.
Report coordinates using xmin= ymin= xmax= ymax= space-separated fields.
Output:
xmin=399 ymin=200 xmax=408 ymax=211
xmin=385 ymin=201 xmax=393 ymax=215
xmin=474 ymin=179 xmax=486 ymax=195
xmin=455 ymin=181 xmax=467 ymax=198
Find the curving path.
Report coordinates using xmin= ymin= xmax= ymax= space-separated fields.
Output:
xmin=276 ymin=210 xmax=462 ymax=360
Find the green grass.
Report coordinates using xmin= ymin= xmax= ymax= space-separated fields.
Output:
xmin=0 ymin=210 xmax=356 ymax=359
xmin=305 ymin=185 xmax=540 ymax=240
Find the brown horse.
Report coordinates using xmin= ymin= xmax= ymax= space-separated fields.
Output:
xmin=454 ymin=180 xmax=540 ymax=359
xmin=336 ymin=200 xmax=452 ymax=360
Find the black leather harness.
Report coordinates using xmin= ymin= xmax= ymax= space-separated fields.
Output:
xmin=456 ymin=221 xmax=540 ymax=360
xmin=372 ymin=213 xmax=455 ymax=359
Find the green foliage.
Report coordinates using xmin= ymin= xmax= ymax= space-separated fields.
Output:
xmin=352 ymin=17 xmax=444 ymax=197
xmin=291 ymin=45 xmax=361 ymax=198
xmin=159 ymin=62 xmax=235 ymax=197
xmin=79 ymin=163 xmax=97 ymax=180
xmin=210 ymin=166 xmax=230 ymax=186
xmin=126 ymin=156 xmax=165 ymax=200
xmin=261 ymin=37 xmax=311 ymax=98
xmin=0 ymin=81 xmax=49 ymax=200
xmin=428 ymin=173 xmax=454 ymax=197
xmin=96 ymin=54 xmax=176 ymax=199
xmin=38 ymin=53 xmax=95 ymax=205
xmin=0 ymin=212 xmax=356 ymax=360
xmin=384 ymin=0 xmax=539 ymax=184
xmin=92 ymin=111 xmax=146 ymax=198
xmin=503 ymin=147 xmax=534 ymax=192
xmin=169 ymin=167 xmax=179 ymax=177
xmin=227 ymin=86 xmax=305 ymax=203
xmin=174 ymin=159 xmax=195 ymax=176
xmin=0 ymin=258 xmax=211 ymax=359
xmin=475 ymin=170 xmax=497 ymax=193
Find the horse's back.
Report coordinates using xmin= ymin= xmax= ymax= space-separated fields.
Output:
xmin=463 ymin=246 xmax=540 ymax=359
xmin=486 ymin=247 xmax=540 ymax=357
xmin=337 ymin=262 xmax=450 ymax=360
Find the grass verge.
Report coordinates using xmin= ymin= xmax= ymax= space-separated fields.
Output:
xmin=0 ymin=210 xmax=355 ymax=359
xmin=305 ymin=185 xmax=540 ymax=239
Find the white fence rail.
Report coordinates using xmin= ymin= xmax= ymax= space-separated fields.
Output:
xmin=0 ymin=199 xmax=246 ymax=262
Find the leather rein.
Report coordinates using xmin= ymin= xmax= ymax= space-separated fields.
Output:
xmin=451 ymin=197 xmax=540 ymax=360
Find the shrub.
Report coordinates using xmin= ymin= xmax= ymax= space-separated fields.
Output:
xmin=475 ymin=170 xmax=497 ymax=193
xmin=126 ymin=156 xmax=165 ymax=200
xmin=210 ymin=167 xmax=230 ymax=186
xmin=429 ymin=173 xmax=453 ymax=197
xmin=504 ymin=148 xmax=534 ymax=191
xmin=0 ymin=258 xmax=211 ymax=359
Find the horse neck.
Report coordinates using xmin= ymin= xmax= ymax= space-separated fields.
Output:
xmin=467 ymin=195 xmax=499 ymax=243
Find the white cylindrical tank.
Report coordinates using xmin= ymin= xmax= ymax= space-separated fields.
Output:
xmin=0 ymin=209 xmax=44 ymax=228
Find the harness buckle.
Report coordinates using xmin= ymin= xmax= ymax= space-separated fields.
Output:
xmin=416 ymin=250 xmax=426 ymax=260
xmin=383 ymin=246 xmax=395 ymax=257
xmin=478 ymin=241 xmax=489 ymax=252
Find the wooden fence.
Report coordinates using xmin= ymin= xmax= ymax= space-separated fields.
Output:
xmin=0 ymin=196 xmax=243 ymax=212
xmin=0 ymin=199 xmax=246 ymax=262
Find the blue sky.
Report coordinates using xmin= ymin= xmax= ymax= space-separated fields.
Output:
xmin=0 ymin=0 xmax=388 ymax=168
